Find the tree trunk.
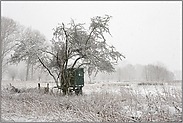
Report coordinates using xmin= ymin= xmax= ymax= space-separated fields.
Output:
xmin=26 ymin=57 xmax=30 ymax=81
xmin=62 ymin=86 xmax=69 ymax=95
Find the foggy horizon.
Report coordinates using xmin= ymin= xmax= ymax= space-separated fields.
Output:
xmin=1 ymin=1 xmax=182 ymax=72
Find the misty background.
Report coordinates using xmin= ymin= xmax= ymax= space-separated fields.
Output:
xmin=1 ymin=1 xmax=182 ymax=82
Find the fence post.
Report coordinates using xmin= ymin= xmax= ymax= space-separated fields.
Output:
xmin=47 ymin=83 xmax=49 ymax=92
xmin=38 ymin=83 xmax=40 ymax=89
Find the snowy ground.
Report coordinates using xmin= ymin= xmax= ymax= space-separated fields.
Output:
xmin=2 ymin=80 xmax=181 ymax=95
xmin=1 ymin=80 xmax=182 ymax=122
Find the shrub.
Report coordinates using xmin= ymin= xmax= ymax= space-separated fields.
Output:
xmin=1 ymin=84 xmax=182 ymax=122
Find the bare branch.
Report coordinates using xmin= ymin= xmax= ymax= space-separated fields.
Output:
xmin=37 ymin=56 xmax=58 ymax=85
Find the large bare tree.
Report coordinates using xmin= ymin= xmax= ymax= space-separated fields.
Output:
xmin=38 ymin=15 xmax=125 ymax=95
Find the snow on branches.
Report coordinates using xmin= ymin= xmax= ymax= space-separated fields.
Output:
xmin=27 ymin=15 xmax=125 ymax=94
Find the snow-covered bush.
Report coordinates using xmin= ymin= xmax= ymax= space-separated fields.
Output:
xmin=1 ymin=84 xmax=182 ymax=122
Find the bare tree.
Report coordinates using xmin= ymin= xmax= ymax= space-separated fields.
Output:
xmin=38 ymin=15 xmax=125 ymax=95
xmin=1 ymin=17 xmax=19 ymax=72
xmin=34 ymin=67 xmax=46 ymax=81
xmin=143 ymin=63 xmax=174 ymax=82
xmin=18 ymin=67 xmax=26 ymax=81
xmin=10 ymin=27 xmax=47 ymax=81
xmin=143 ymin=64 xmax=154 ymax=81
xmin=7 ymin=65 xmax=18 ymax=81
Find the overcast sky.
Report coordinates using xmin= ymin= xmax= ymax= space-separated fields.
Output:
xmin=1 ymin=1 xmax=182 ymax=72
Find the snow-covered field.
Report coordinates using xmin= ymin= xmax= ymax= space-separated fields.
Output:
xmin=1 ymin=80 xmax=182 ymax=122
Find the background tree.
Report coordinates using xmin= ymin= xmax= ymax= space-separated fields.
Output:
xmin=120 ymin=64 xmax=136 ymax=81
xmin=116 ymin=67 xmax=122 ymax=82
xmin=38 ymin=15 xmax=125 ymax=95
xmin=10 ymin=27 xmax=47 ymax=81
xmin=17 ymin=62 xmax=27 ymax=81
xmin=1 ymin=16 xmax=19 ymax=72
xmin=133 ymin=64 xmax=144 ymax=81
xmin=142 ymin=63 xmax=174 ymax=82
xmin=7 ymin=65 xmax=18 ymax=81
xmin=34 ymin=67 xmax=47 ymax=81
xmin=173 ymin=70 xmax=182 ymax=80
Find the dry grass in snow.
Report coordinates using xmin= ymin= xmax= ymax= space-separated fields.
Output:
xmin=1 ymin=83 xmax=182 ymax=122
